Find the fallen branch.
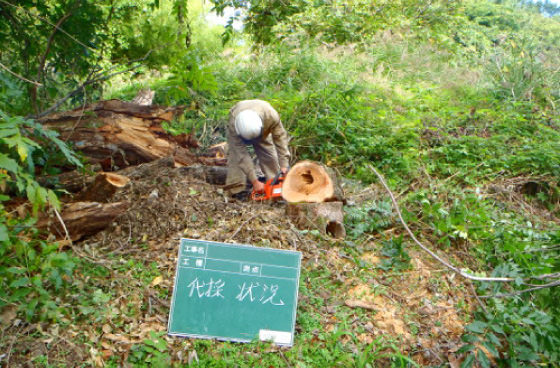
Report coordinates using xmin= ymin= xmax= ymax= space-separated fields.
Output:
xmin=53 ymin=207 xmax=71 ymax=244
xmin=478 ymin=280 xmax=560 ymax=299
xmin=227 ymin=213 xmax=260 ymax=242
xmin=369 ymin=164 xmax=560 ymax=286
xmin=345 ymin=299 xmax=376 ymax=310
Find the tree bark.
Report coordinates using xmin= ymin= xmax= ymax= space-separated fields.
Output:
xmin=282 ymin=160 xmax=344 ymax=203
xmin=37 ymin=201 xmax=128 ymax=241
xmin=74 ymin=172 xmax=130 ymax=202
xmin=131 ymin=88 xmax=155 ymax=106
xmin=114 ymin=156 xmax=175 ymax=179
xmin=178 ymin=165 xmax=229 ymax=185
xmin=37 ymin=164 xmax=102 ymax=193
xmin=39 ymin=100 xmax=224 ymax=170
xmin=286 ymin=201 xmax=346 ymax=238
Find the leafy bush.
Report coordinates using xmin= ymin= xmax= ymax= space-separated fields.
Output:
xmin=0 ymin=111 xmax=81 ymax=213
xmin=0 ymin=110 xmax=82 ymax=322
xmin=0 ymin=199 xmax=76 ymax=321
xmin=345 ymin=200 xmax=394 ymax=239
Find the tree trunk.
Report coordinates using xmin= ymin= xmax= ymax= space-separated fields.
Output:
xmin=282 ymin=160 xmax=344 ymax=203
xmin=39 ymin=99 xmax=224 ymax=170
xmin=178 ymin=165 xmax=229 ymax=185
xmin=74 ymin=172 xmax=130 ymax=202
xmin=37 ymin=164 xmax=102 ymax=193
xmin=286 ymin=201 xmax=346 ymax=238
xmin=37 ymin=201 xmax=128 ymax=241
xmin=115 ymin=156 xmax=176 ymax=179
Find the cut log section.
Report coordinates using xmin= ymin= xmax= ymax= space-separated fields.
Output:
xmin=74 ymin=172 xmax=130 ymax=202
xmin=37 ymin=164 xmax=102 ymax=193
xmin=39 ymin=99 xmax=225 ymax=170
xmin=282 ymin=161 xmax=344 ymax=203
xmin=37 ymin=201 xmax=128 ymax=241
xmin=286 ymin=201 xmax=346 ymax=238
xmin=179 ymin=165 xmax=229 ymax=185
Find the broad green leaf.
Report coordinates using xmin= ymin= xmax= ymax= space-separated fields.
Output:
xmin=477 ymin=348 xmax=491 ymax=368
xmin=0 ymin=128 xmax=19 ymax=138
xmin=36 ymin=187 xmax=47 ymax=205
xmin=7 ymin=267 xmax=26 ymax=274
xmin=0 ymin=223 xmax=8 ymax=241
xmin=461 ymin=334 xmax=479 ymax=343
xmin=47 ymin=189 xmax=60 ymax=210
xmin=9 ymin=277 xmax=30 ymax=288
xmin=482 ymin=340 xmax=499 ymax=357
xmin=490 ymin=324 xmax=505 ymax=334
xmin=457 ymin=344 xmax=475 ymax=354
xmin=486 ymin=332 xmax=502 ymax=347
xmin=26 ymin=183 xmax=36 ymax=205
xmin=0 ymin=154 xmax=18 ymax=173
xmin=461 ymin=353 xmax=475 ymax=368
xmin=466 ymin=320 xmax=487 ymax=334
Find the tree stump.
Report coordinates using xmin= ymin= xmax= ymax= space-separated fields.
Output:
xmin=286 ymin=201 xmax=346 ymax=238
xmin=282 ymin=161 xmax=346 ymax=238
xmin=74 ymin=172 xmax=130 ymax=202
xmin=282 ymin=161 xmax=344 ymax=203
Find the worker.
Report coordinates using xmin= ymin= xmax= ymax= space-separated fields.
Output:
xmin=225 ymin=100 xmax=290 ymax=197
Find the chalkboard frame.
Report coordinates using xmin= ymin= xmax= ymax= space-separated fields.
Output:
xmin=168 ymin=238 xmax=302 ymax=346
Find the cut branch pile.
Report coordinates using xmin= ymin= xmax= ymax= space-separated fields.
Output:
xmin=35 ymin=99 xmax=230 ymax=241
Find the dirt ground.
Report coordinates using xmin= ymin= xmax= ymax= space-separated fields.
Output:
xmin=0 ymin=164 xmax=474 ymax=366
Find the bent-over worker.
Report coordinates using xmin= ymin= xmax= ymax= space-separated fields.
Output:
xmin=225 ymin=100 xmax=290 ymax=196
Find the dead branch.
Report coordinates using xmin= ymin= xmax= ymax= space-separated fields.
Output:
xmin=31 ymin=8 xmax=74 ymax=112
xmin=369 ymin=165 xmax=560 ymax=286
xmin=478 ymin=280 xmax=560 ymax=299
xmin=227 ymin=213 xmax=260 ymax=242
xmin=0 ymin=62 xmax=42 ymax=86
xmin=33 ymin=51 xmax=152 ymax=119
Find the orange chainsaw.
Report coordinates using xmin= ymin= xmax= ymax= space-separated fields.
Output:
xmin=251 ymin=172 xmax=286 ymax=201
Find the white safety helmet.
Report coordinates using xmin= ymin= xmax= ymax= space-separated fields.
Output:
xmin=235 ymin=110 xmax=263 ymax=141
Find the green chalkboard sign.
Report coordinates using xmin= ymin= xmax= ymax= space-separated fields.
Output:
xmin=168 ymin=238 xmax=302 ymax=346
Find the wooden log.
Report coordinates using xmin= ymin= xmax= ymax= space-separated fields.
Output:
xmin=282 ymin=161 xmax=344 ymax=203
xmin=115 ymin=156 xmax=175 ymax=179
xmin=131 ymin=88 xmax=155 ymax=106
xmin=286 ymin=201 xmax=346 ymax=238
xmin=37 ymin=164 xmax=102 ymax=193
xmin=74 ymin=172 xmax=130 ymax=202
xmin=39 ymin=100 xmax=208 ymax=170
xmin=39 ymin=99 xmax=182 ymax=123
xmin=178 ymin=165 xmax=229 ymax=185
xmin=37 ymin=201 xmax=128 ymax=241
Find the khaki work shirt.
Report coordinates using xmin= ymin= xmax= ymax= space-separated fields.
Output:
xmin=227 ymin=100 xmax=291 ymax=183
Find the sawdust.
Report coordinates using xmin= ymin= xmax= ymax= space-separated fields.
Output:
xmin=360 ymin=251 xmax=381 ymax=265
xmin=347 ymin=283 xmax=412 ymax=341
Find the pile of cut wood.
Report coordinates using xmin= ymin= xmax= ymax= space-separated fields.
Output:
xmin=37 ymin=99 xmax=226 ymax=241
xmin=36 ymin=99 xmax=346 ymax=242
